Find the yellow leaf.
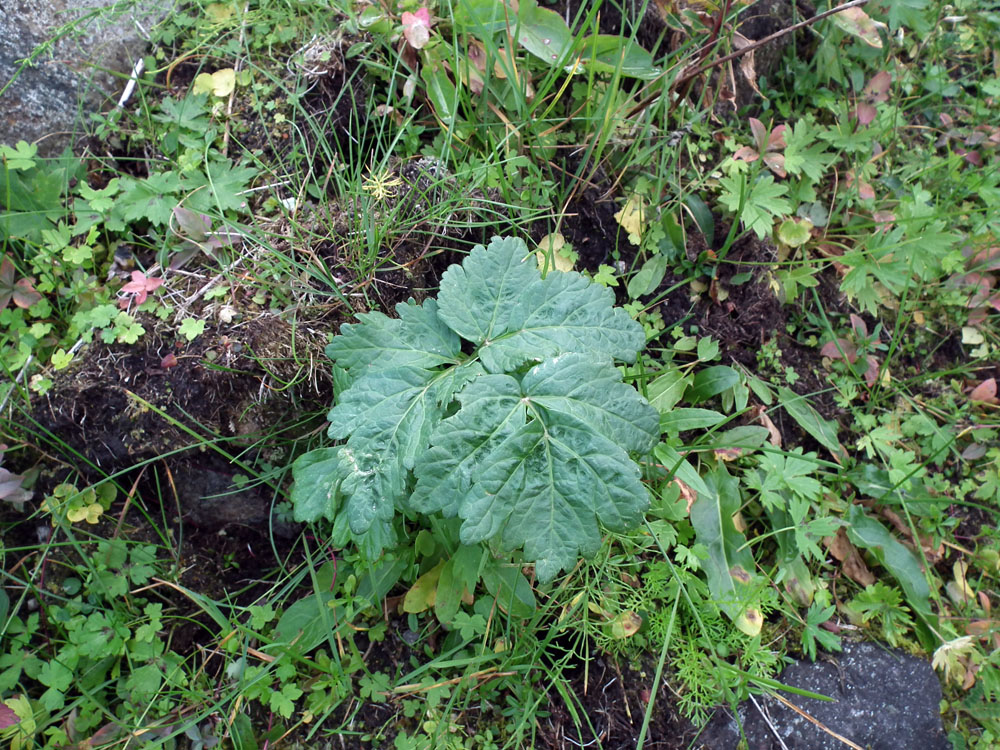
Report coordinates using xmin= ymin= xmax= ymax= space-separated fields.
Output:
xmin=193 ymin=73 xmax=215 ymax=96
xmin=535 ymin=232 xmax=574 ymax=272
xmin=66 ymin=505 xmax=88 ymax=523
xmin=951 ymin=560 xmax=975 ymax=601
xmin=736 ymin=607 xmax=763 ymax=636
xmin=587 ymin=601 xmax=607 ymax=617
xmin=2 ymin=694 xmax=36 ymax=750
xmin=932 ymin=635 xmax=977 ymax=686
xmin=609 ymin=611 xmax=643 ymax=639
xmin=193 ymin=69 xmax=236 ymax=98
xmin=962 ymin=326 xmax=985 ymax=345
xmin=67 ymin=502 xmax=103 ymax=524
xmin=614 ymin=195 xmax=646 ymax=246
xmin=205 ymin=2 xmax=236 ymax=23
xmin=210 ymin=68 xmax=236 ymax=97
xmin=403 ymin=561 xmax=445 ymax=613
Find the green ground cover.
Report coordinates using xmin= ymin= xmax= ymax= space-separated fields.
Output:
xmin=2 ymin=0 xmax=1000 ymax=747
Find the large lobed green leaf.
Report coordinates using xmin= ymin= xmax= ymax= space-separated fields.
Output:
xmin=414 ymin=354 xmax=658 ymax=581
xmin=326 ymin=299 xmax=461 ymax=375
xmin=327 ymin=365 xmax=479 ymax=538
xmin=293 ymin=236 xmax=656 ymax=581
xmin=437 ymin=236 xmax=644 ymax=373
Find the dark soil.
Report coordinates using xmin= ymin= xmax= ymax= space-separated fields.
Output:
xmin=541 ymin=657 xmax=698 ymax=749
xmin=31 ymin=313 xmax=328 ymax=472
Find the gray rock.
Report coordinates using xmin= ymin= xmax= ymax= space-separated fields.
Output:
xmin=699 ymin=640 xmax=948 ymax=749
xmin=0 ymin=0 xmax=168 ymax=155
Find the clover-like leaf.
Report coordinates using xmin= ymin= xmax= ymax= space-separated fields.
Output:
xmin=0 ymin=255 xmax=42 ymax=310
xmin=119 ymin=270 xmax=163 ymax=309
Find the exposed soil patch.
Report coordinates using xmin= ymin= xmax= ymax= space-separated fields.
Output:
xmin=542 ymin=656 xmax=698 ymax=750
xmin=550 ymin=167 xmax=626 ymax=271
xmin=562 ymin=0 xmax=669 ymax=55
xmin=32 ymin=313 xmax=328 ymax=473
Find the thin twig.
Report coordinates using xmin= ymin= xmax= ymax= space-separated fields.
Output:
xmin=749 ymin=693 xmax=791 ymax=750
xmin=117 ymin=57 xmax=145 ymax=108
xmin=674 ymin=0 xmax=873 ymax=89
xmin=768 ymin=690 xmax=865 ymax=750
xmin=628 ymin=0 xmax=873 ymax=120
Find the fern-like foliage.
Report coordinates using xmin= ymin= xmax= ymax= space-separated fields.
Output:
xmin=291 ymin=236 xmax=659 ymax=581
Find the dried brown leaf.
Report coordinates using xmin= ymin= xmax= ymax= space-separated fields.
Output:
xmin=970 ymin=378 xmax=998 ymax=404
xmin=751 ymin=405 xmax=782 ymax=447
xmin=824 ymin=527 xmax=876 ymax=586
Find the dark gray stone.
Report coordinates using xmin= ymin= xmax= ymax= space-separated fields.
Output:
xmin=0 ymin=0 xmax=167 ymax=155
xmin=699 ymin=640 xmax=949 ymax=749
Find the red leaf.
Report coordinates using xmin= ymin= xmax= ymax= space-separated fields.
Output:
xmin=172 ymin=206 xmax=212 ymax=240
xmin=963 ymin=150 xmax=983 ymax=167
xmin=968 ymin=307 xmax=988 ymax=327
xmin=763 ymin=152 xmax=786 ymax=178
xmin=821 ymin=338 xmax=858 ymax=363
xmin=767 ymin=124 xmax=787 ymax=151
xmin=846 ymin=170 xmax=875 ymax=200
xmin=0 ymin=703 xmax=18 ymax=730
xmin=970 ymin=246 xmax=1000 ymax=272
xmin=733 ymin=145 xmax=760 ymax=163
xmin=970 ymin=378 xmax=998 ymax=403
xmin=864 ymin=355 xmax=880 ymax=387
xmin=401 ymin=8 xmax=432 ymax=50
xmin=120 ymin=270 xmax=163 ymax=308
xmin=962 ymin=443 xmax=987 ymax=460
xmin=849 ymin=313 xmax=868 ymax=338
xmin=12 ymin=278 xmax=42 ymax=309
xmin=872 ymin=210 xmax=896 ymax=230
xmin=748 ymin=117 xmax=767 ymax=153
xmin=863 ymin=71 xmax=891 ymax=103
xmin=161 ymin=353 xmax=179 ymax=369
xmin=854 ymin=102 xmax=877 ymax=126
xmin=963 ymin=272 xmax=994 ymax=308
